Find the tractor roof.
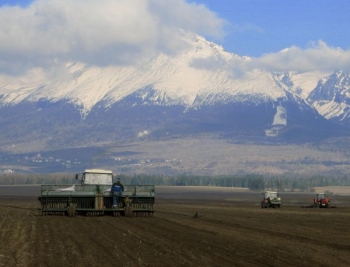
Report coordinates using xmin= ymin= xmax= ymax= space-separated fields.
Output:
xmin=84 ymin=169 xmax=113 ymax=174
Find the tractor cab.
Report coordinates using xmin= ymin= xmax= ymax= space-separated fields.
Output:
xmin=264 ymin=191 xmax=279 ymax=199
xmin=75 ymin=169 xmax=113 ymax=185
xmin=317 ymin=193 xmax=326 ymax=201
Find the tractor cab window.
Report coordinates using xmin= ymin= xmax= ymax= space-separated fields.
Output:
xmin=265 ymin=192 xmax=277 ymax=199
xmin=317 ymin=194 xmax=326 ymax=200
xmin=84 ymin=173 xmax=112 ymax=185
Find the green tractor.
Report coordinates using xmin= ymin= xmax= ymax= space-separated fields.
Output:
xmin=261 ymin=191 xmax=281 ymax=208
xmin=38 ymin=169 xmax=155 ymax=217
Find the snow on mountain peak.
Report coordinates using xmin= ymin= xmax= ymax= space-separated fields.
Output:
xmin=306 ymin=70 xmax=350 ymax=121
xmin=0 ymin=32 xmax=322 ymax=116
xmin=283 ymin=71 xmax=331 ymax=99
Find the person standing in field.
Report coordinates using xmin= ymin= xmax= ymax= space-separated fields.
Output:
xmin=111 ymin=178 xmax=124 ymax=208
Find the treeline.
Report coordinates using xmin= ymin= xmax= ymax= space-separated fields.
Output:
xmin=0 ymin=173 xmax=74 ymax=185
xmin=1 ymin=173 xmax=350 ymax=192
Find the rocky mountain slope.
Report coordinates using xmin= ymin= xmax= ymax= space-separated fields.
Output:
xmin=0 ymin=33 xmax=349 ymax=155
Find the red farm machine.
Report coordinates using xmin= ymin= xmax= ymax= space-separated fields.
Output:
xmin=38 ymin=169 xmax=155 ymax=217
xmin=313 ymin=192 xmax=331 ymax=208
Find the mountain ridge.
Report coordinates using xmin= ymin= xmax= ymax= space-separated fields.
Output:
xmin=0 ymin=32 xmax=350 ymax=157
xmin=1 ymin=33 xmax=295 ymax=115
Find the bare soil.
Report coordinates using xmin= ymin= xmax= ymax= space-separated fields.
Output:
xmin=0 ymin=186 xmax=350 ymax=267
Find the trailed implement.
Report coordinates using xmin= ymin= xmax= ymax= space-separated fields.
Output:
xmin=38 ymin=169 xmax=155 ymax=217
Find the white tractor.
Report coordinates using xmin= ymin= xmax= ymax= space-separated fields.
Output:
xmin=261 ymin=191 xmax=281 ymax=208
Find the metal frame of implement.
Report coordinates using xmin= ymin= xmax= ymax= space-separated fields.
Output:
xmin=38 ymin=184 xmax=155 ymax=217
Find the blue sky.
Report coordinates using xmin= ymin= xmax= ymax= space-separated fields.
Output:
xmin=0 ymin=0 xmax=350 ymax=75
xmin=195 ymin=0 xmax=350 ymax=56
xmin=0 ymin=0 xmax=31 ymax=6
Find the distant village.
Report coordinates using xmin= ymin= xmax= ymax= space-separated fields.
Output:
xmin=0 ymin=153 xmax=82 ymax=173
xmin=0 ymin=153 xmax=183 ymax=174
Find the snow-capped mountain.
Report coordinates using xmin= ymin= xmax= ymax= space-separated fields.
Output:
xmin=0 ymin=33 xmax=287 ymax=116
xmin=308 ymin=70 xmax=350 ymax=124
xmin=0 ymin=33 xmax=349 ymax=153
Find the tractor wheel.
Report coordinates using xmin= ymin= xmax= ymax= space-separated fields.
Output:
xmin=125 ymin=206 xmax=133 ymax=217
xmin=67 ymin=206 xmax=76 ymax=217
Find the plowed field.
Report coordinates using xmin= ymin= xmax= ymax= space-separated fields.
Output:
xmin=0 ymin=186 xmax=350 ymax=267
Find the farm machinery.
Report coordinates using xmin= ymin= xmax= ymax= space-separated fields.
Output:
xmin=313 ymin=192 xmax=330 ymax=208
xmin=38 ymin=169 xmax=155 ymax=217
xmin=261 ymin=191 xmax=281 ymax=208
xmin=301 ymin=192 xmax=336 ymax=208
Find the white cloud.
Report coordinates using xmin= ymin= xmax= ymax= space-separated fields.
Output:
xmin=0 ymin=0 xmax=225 ymax=74
xmin=214 ymin=41 xmax=350 ymax=76
xmin=251 ymin=41 xmax=350 ymax=72
xmin=148 ymin=0 xmax=225 ymax=39
xmin=189 ymin=40 xmax=350 ymax=80
xmin=2 ymin=1 xmax=349 ymax=77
